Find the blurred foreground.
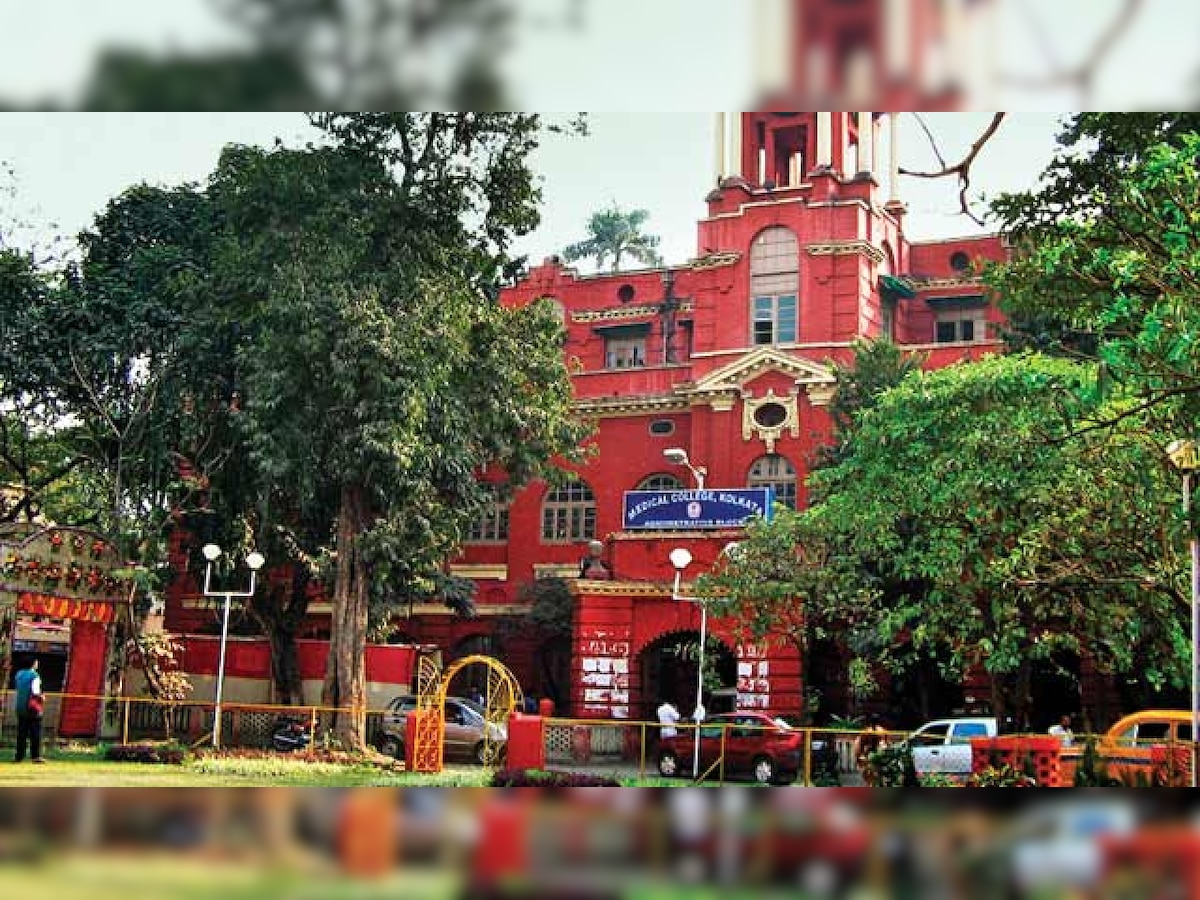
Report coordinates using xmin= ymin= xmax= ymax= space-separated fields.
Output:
xmin=1 ymin=788 xmax=1199 ymax=898
xmin=0 ymin=0 xmax=1189 ymax=109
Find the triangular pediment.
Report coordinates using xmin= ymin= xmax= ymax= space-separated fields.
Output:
xmin=683 ymin=348 xmax=835 ymax=399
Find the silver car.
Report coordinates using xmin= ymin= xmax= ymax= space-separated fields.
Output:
xmin=377 ymin=695 xmax=507 ymax=765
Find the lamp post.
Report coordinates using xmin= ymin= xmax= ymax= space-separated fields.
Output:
xmin=664 ymin=448 xmax=707 ymax=490
xmin=670 ymin=546 xmax=709 ymax=778
xmin=201 ymin=543 xmax=265 ymax=750
xmin=1167 ymin=439 xmax=1200 ymax=787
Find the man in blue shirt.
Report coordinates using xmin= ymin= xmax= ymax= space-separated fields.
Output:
xmin=14 ymin=657 xmax=45 ymax=763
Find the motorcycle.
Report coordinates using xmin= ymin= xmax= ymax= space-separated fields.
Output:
xmin=271 ymin=715 xmax=313 ymax=752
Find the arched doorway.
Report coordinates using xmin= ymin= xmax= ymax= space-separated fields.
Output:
xmin=638 ymin=630 xmax=737 ymax=722
xmin=536 ymin=635 xmax=572 ymax=715
xmin=450 ymin=634 xmax=496 ymax=703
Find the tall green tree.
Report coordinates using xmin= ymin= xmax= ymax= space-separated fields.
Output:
xmin=807 ymin=354 xmax=1187 ymax=727
xmin=990 ymin=116 xmax=1200 ymax=436
xmin=811 ymin=339 xmax=925 ymax=473
xmin=562 ymin=204 xmax=663 ymax=272
xmin=212 ymin=114 xmax=588 ymax=750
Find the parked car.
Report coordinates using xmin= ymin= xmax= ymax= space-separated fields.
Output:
xmin=1008 ymin=800 xmax=1139 ymax=894
xmin=1102 ymin=709 xmax=1192 ymax=747
xmin=656 ymin=712 xmax=803 ymax=784
xmin=376 ymin=695 xmax=507 ymax=766
xmin=1071 ymin=709 xmax=1194 ymax=785
xmin=906 ymin=717 xmax=998 ymax=777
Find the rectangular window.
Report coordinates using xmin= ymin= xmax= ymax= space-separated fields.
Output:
xmin=605 ymin=336 xmax=646 ymax=369
xmin=935 ymin=311 xmax=986 ymax=344
xmin=753 ymin=295 xmax=798 ymax=345
xmin=467 ymin=504 xmax=509 ymax=543
xmin=776 ymin=295 xmax=797 ymax=342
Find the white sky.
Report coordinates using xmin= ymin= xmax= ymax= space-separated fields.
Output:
xmin=0 ymin=112 xmax=1067 ymax=270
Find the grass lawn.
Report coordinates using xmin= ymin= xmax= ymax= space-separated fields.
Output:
xmin=0 ymin=855 xmax=460 ymax=900
xmin=0 ymin=743 xmax=747 ymax=786
xmin=0 ymin=745 xmax=493 ymax=786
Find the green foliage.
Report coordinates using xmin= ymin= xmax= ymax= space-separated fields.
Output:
xmin=991 ymin=118 xmax=1200 ymax=437
xmin=1072 ymin=734 xmax=1116 ymax=786
xmin=862 ymin=742 xmax=913 ymax=787
xmin=812 ymin=338 xmax=925 ymax=474
xmin=807 ymin=352 xmax=1186 ymax=724
xmin=489 ymin=768 xmax=622 ymax=788
xmin=515 ymin=577 xmax=575 ymax=638
xmin=562 ymin=204 xmax=664 ymax=272
xmin=103 ymin=742 xmax=189 ymax=765
xmin=966 ymin=764 xmax=1037 ymax=788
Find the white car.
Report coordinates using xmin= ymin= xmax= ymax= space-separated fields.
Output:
xmin=1009 ymin=800 xmax=1138 ymax=894
xmin=907 ymin=717 xmax=997 ymax=776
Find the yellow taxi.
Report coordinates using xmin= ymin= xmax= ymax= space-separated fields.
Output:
xmin=1064 ymin=710 xmax=1193 ymax=786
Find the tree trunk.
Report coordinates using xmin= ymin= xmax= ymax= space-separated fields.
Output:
xmin=990 ymin=675 xmax=1009 ymax=734
xmin=248 ymin=571 xmax=308 ymax=707
xmin=267 ymin=627 xmax=304 ymax=707
xmin=322 ymin=482 xmax=371 ymax=752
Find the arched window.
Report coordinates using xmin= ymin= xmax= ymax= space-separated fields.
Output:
xmin=637 ymin=473 xmax=684 ymax=492
xmin=748 ymin=454 xmax=798 ymax=509
xmin=541 ymin=479 xmax=596 ymax=543
xmin=750 ymin=227 xmax=799 ymax=345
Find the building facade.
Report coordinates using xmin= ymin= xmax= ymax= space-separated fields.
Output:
xmin=396 ymin=111 xmax=1008 ymax=724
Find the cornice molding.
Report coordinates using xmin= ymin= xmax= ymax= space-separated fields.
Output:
xmin=681 ymin=346 xmax=836 ymax=403
xmin=574 ymin=394 xmax=689 ymax=418
xmin=914 ymin=276 xmax=985 ymax=291
xmin=571 ymin=579 xmax=674 ymax=599
xmin=571 ymin=300 xmax=694 ymax=324
xmin=688 ymin=251 xmax=742 ymax=271
xmin=804 ymin=240 xmax=886 ymax=264
xmin=448 ymin=564 xmax=509 ymax=581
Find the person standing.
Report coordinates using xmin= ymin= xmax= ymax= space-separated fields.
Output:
xmin=1048 ymin=714 xmax=1074 ymax=747
xmin=657 ymin=699 xmax=680 ymax=739
xmin=14 ymin=657 xmax=45 ymax=763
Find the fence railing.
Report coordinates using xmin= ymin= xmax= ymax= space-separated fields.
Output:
xmin=7 ymin=692 xmax=1188 ymax=787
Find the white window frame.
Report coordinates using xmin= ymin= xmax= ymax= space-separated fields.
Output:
xmin=748 ymin=454 xmax=798 ymax=509
xmin=541 ymin=480 xmax=597 ymax=543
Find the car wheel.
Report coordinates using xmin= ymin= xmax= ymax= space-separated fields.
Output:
xmin=380 ymin=736 xmax=404 ymax=760
xmin=753 ymin=755 xmax=777 ymax=785
xmin=475 ymin=741 xmax=502 ymax=766
xmin=658 ymin=750 xmax=680 ymax=778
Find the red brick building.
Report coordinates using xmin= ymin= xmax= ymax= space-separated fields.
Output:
xmin=396 ymin=111 xmax=1008 ymax=723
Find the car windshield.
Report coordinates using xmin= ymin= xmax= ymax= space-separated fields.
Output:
xmin=772 ymin=717 xmax=792 ymax=731
xmin=458 ymin=697 xmax=486 ymax=717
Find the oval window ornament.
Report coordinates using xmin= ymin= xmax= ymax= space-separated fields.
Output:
xmin=753 ymin=402 xmax=788 ymax=429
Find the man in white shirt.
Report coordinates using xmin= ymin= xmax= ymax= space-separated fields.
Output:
xmin=1048 ymin=715 xmax=1074 ymax=747
xmin=657 ymin=700 xmax=680 ymax=739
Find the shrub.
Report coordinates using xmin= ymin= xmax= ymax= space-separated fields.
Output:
xmin=490 ymin=768 xmax=621 ymax=788
xmin=1073 ymin=735 xmax=1120 ymax=787
xmin=103 ymin=743 xmax=187 ymax=765
xmin=810 ymin=734 xmax=842 ymax=786
xmin=920 ymin=773 xmax=963 ymax=787
xmin=863 ymin=742 xmax=914 ymax=787
xmin=966 ymin=764 xmax=1036 ymax=787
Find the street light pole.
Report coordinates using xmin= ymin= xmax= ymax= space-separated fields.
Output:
xmin=1167 ymin=439 xmax=1200 ymax=787
xmin=663 ymin=448 xmax=707 ymax=490
xmin=670 ymin=547 xmax=707 ymax=778
xmin=201 ymin=544 xmax=265 ymax=750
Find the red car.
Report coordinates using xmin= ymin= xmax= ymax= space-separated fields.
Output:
xmin=656 ymin=712 xmax=803 ymax=784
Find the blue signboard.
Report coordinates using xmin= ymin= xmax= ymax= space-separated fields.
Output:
xmin=622 ymin=488 xmax=773 ymax=530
